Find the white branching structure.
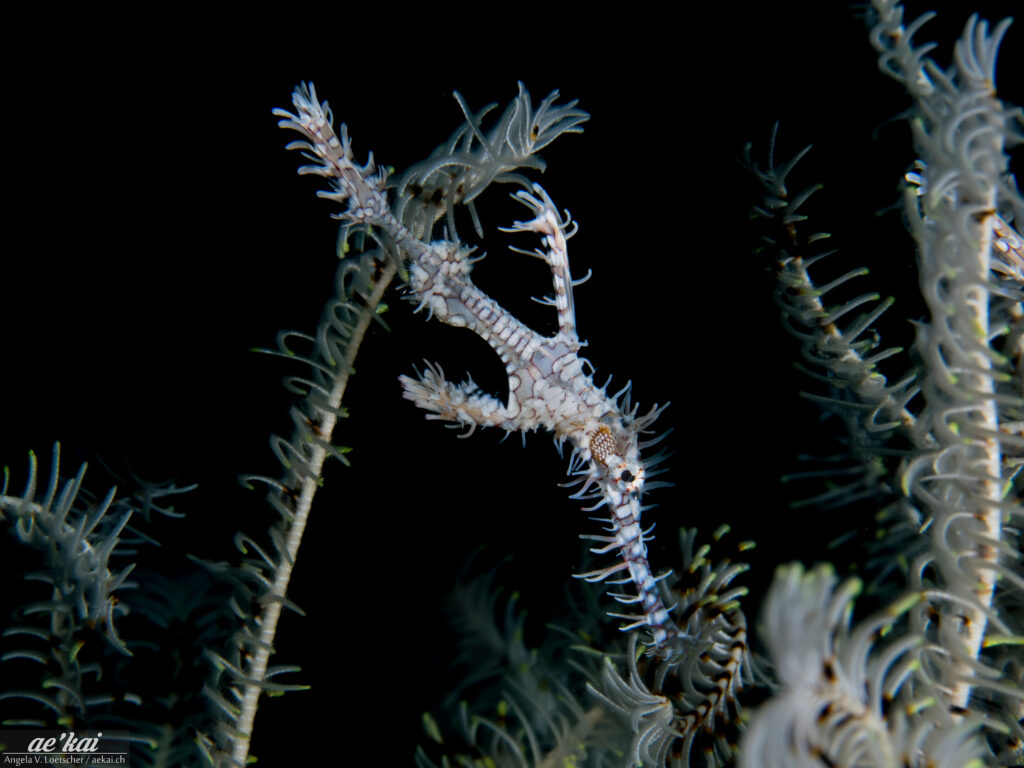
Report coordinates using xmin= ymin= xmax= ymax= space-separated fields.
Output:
xmin=739 ymin=4 xmax=1023 ymax=767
